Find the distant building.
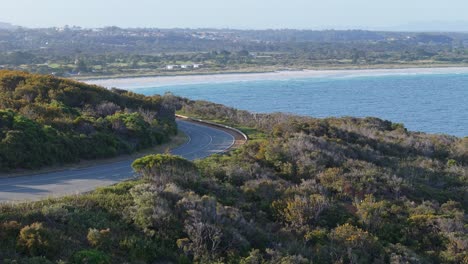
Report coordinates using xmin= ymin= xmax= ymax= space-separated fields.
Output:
xmin=166 ymin=65 xmax=178 ymax=70
xmin=193 ymin=64 xmax=203 ymax=68
xmin=181 ymin=64 xmax=189 ymax=69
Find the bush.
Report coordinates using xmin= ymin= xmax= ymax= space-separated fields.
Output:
xmin=41 ymin=204 xmax=69 ymax=223
xmin=129 ymin=183 xmax=181 ymax=238
xmin=17 ymin=223 xmax=58 ymax=258
xmin=132 ymin=154 xmax=199 ymax=187
xmin=0 ymin=220 xmax=22 ymax=254
xmin=119 ymin=235 xmax=170 ymax=262
xmin=87 ymin=228 xmax=111 ymax=249
xmin=0 ymin=220 xmax=21 ymax=238
xmin=70 ymin=249 xmax=110 ymax=264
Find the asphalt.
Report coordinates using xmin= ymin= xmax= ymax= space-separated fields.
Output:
xmin=0 ymin=120 xmax=235 ymax=202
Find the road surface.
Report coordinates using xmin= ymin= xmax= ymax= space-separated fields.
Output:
xmin=0 ymin=120 xmax=235 ymax=202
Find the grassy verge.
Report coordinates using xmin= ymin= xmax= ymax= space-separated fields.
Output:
xmin=0 ymin=131 xmax=188 ymax=179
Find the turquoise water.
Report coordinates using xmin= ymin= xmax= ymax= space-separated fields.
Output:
xmin=133 ymin=74 xmax=468 ymax=137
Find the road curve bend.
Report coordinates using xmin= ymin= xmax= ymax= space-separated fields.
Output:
xmin=0 ymin=120 xmax=236 ymax=202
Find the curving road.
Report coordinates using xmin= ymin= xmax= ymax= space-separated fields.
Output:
xmin=0 ymin=120 xmax=235 ymax=202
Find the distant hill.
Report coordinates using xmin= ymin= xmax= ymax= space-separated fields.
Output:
xmin=0 ymin=22 xmax=18 ymax=30
xmin=383 ymin=21 xmax=468 ymax=33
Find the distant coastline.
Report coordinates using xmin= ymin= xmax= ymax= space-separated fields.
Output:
xmin=84 ymin=66 xmax=468 ymax=89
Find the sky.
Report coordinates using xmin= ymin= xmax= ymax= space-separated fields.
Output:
xmin=1 ymin=0 xmax=468 ymax=31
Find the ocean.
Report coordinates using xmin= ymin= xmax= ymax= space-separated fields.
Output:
xmin=95 ymin=72 xmax=468 ymax=137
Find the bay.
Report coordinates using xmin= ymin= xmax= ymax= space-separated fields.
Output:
xmin=102 ymin=73 xmax=468 ymax=137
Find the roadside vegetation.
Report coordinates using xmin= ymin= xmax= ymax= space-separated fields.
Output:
xmin=0 ymin=70 xmax=177 ymax=171
xmin=0 ymin=92 xmax=466 ymax=263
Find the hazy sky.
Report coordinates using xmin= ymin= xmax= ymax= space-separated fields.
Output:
xmin=1 ymin=0 xmax=468 ymax=30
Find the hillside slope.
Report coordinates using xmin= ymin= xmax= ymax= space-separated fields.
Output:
xmin=0 ymin=70 xmax=177 ymax=170
xmin=0 ymin=98 xmax=466 ymax=263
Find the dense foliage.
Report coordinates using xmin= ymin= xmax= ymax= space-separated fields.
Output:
xmin=1 ymin=98 xmax=466 ymax=263
xmin=0 ymin=70 xmax=177 ymax=170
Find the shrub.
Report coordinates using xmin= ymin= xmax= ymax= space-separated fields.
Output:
xmin=17 ymin=223 xmax=58 ymax=258
xmin=240 ymin=249 xmax=264 ymax=264
xmin=275 ymin=194 xmax=330 ymax=231
xmin=70 ymin=249 xmax=110 ymax=264
xmin=0 ymin=220 xmax=21 ymax=238
xmin=41 ymin=204 xmax=69 ymax=223
xmin=132 ymin=154 xmax=199 ymax=187
xmin=329 ymin=223 xmax=382 ymax=263
xmin=87 ymin=228 xmax=111 ymax=249
xmin=129 ymin=183 xmax=180 ymax=238
xmin=119 ymin=235 xmax=169 ymax=262
xmin=0 ymin=220 xmax=22 ymax=253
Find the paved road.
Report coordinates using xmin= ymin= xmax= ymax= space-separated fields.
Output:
xmin=0 ymin=120 xmax=235 ymax=202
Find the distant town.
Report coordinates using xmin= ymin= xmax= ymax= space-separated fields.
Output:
xmin=1 ymin=24 xmax=468 ymax=78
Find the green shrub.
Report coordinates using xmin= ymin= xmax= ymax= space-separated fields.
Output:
xmin=0 ymin=220 xmax=21 ymax=238
xmin=119 ymin=235 xmax=168 ymax=262
xmin=132 ymin=154 xmax=199 ymax=187
xmin=41 ymin=204 xmax=69 ymax=223
xmin=447 ymin=159 xmax=457 ymax=167
xmin=0 ymin=220 xmax=22 ymax=252
xmin=70 ymin=249 xmax=110 ymax=264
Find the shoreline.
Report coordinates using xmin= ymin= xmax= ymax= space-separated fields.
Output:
xmin=84 ymin=66 xmax=468 ymax=89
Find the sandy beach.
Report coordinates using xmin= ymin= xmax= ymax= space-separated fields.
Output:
xmin=84 ymin=67 xmax=468 ymax=89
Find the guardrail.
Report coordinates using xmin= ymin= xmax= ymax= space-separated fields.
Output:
xmin=175 ymin=114 xmax=248 ymax=141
